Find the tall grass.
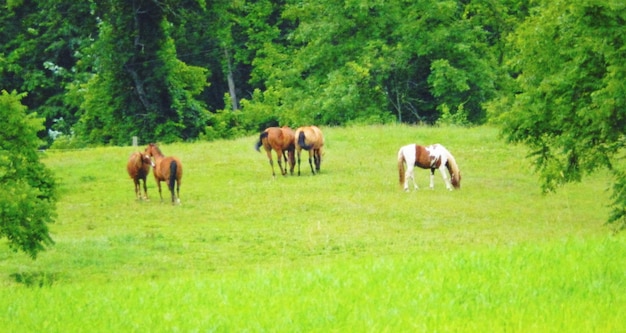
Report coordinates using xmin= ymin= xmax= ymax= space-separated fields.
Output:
xmin=1 ymin=125 xmax=624 ymax=331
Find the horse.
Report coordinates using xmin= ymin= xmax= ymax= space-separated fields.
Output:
xmin=127 ymin=151 xmax=154 ymax=200
xmin=254 ymin=126 xmax=296 ymax=178
xmin=145 ymin=143 xmax=183 ymax=204
xmin=397 ymin=143 xmax=461 ymax=192
xmin=294 ymin=125 xmax=324 ymax=175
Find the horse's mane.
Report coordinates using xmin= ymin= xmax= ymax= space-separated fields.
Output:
xmin=445 ymin=151 xmax=461 ymax=189
xmin=148 ymin=143 xmax=164 ymax=157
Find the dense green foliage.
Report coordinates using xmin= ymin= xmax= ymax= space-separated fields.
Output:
xmin=1 ymin=0 xmax=530 ymax=145
xmin=490 ymin=0 xmax=626 ymax=228
xmin=0 ymin=90 xmax=56 ymax=258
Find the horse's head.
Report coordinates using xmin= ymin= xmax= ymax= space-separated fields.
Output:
xmin=142 ymin=152 xmax=155 ymax=168
xmin=451 ymin=170 xmax=461 ymax=189
xmin=145 ymin=143 xmax=162 ymax=158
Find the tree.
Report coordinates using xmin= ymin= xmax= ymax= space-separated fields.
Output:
xmin=76 ymin=0 xmax=209 ymax=144
xmin=493 ymin=0 xmax=626 ymax=229
xmin=0 ymin=1 xmax=98 ymax=144
xmin=240 ymin=0 xmax=503 ymax=126
xmin=0 ymin=90 xmax=57 ymax=258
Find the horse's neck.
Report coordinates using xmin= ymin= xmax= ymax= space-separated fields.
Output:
xmin=153 ymin=154 xmax=165 ymax=163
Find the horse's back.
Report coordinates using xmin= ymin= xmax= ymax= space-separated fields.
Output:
xmin=156 ymin=156 xmax=183 ymax=181
xmin=262 ymin=127 xmax=283 ymax=150
xmin=127 ymin=152 xmax=150 ymax=178
xmin=295 ymin=125 xmax=324 ymax=150
xmin=398 ymin=144 xmax=435 ymax=169
xmin=311 ymin=126 xmax=324 ymax=147
xmin=127 ymin=153 xmax=139 ymax=177
xmin=281 ymin=126 xmax=296 ymax=150
xmin=398 ymin=144 xmax=416 ymax=164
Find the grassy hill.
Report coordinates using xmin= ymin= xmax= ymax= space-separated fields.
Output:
xmin=1 ymin=125 xmax=624 ymax=331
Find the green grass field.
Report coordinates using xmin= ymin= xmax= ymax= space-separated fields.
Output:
xmin=1 ymin=125 xmax=625 ymax=331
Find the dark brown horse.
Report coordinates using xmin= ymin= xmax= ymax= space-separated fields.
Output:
xmin=127 ymin=151 xmax=154 ymax=200
xmin=397 ymin=143 xmax=461 ymax=192
xmin=295 ymin=125 xmax=324 ymax=175
xmin=255 ymin=126 xmax=296 ymax=177
xmin=145 ymin=143 xmax=183 ymax=204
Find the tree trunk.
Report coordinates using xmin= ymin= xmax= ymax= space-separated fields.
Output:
xmin=224 ymin=48 xmax=238 ymax=111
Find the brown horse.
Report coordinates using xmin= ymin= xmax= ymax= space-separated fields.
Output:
xmin=145 ymin=143 xmax=183 ymax=204
xmin=255 ymin=126 xmax=296 ymax=177
xmin=397 ymin=143 xmax=461 ymax=191
xmin=127 ymin=151 xmax=154 ymax=200
xmin=295 ymin=125 xmax=324 ymax=175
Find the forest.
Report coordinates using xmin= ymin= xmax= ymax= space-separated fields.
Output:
xmin=0 ymin=0 xmax=624 ymax=148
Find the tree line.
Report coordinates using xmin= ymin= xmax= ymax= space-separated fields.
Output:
xmin=2 ymin=0 xmax=531 ymax=146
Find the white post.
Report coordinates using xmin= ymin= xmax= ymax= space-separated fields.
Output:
xmin=132 ymin=136 xmax=138 ymax=147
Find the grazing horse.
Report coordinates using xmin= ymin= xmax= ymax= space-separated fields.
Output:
xmin=397 ymin=143 xmax=461 ymax=191
xmin=255 ymin=126 xmax=296 ymax=177
xmin=127 ymin=151 xmax=154 ymax=200
xmin=295 ymin=125 xmax=324 ymax=175
xmin=145 ymin=143 xmax=183 ymax=204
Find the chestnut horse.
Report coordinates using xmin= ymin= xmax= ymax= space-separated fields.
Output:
xmin=145 ymin=143 xmax=183 ymax=204
xmin=295 ymin=125 xmax=324 ymax=175
xmin=127 ymin=151 xmax=154 ymax=200
xmin=397 ymin=143 xmax=461 ymax=191
xmin=255 ymin=126 xmax=296 ymax=177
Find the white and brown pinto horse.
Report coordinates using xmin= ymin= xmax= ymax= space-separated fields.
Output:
xmin=295 ymin=125 xmax=324 ymax=175
xmin=397 ymin=143 xmax=461 ymax=191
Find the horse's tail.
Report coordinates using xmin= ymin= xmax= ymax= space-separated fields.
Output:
xmin=398 ymin=148 xmax=406 ymax=187
xmin=169 ymin=160 xmax=178 ymax=190
xmin=255 ymin=131 xmax=268 ymax=152
xmin=298 ymin=131 xmax=312 ymax=150
xmin=445 ymin=152 xmax=461 ymax=189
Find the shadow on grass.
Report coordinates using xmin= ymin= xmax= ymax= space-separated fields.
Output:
xmin=10 ymin=271 xmax=60 ymax=287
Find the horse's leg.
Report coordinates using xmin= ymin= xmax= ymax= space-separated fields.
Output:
xmin=308 ymin=150 xmax=315 ymax=175
xmin=287 ymin=150 xmax=295 ymax=175
xmin=313 ymin=149 xmax=321 ymax=173
xmin=141 ymin=177 xmax=149 ymax=200
xmin=297 ymin=149 xmax=302 ymax=176
xmin=408 ymin=166 xmax=418 ymax=191
xmin=281 ymin=150 xmax=290 ymax=175
xmin=134 ymin=179 xmax=141 ymax=199
xmin=165 ymin=172 xmax=179 ymax=204
xmin=276 ymin=149 xmax=286 ymax=175
xmin=265 ymin=149 xmax=276 ymax=177
xmin=156 ymin=180 xmax=164 ymax=202
xmin=167 ymin=179 xmax=175 ymax=204
xmin=403 ymin=157 xmax=417 ymax=191
xmin=176 ymin=178 xmax=181 ymax=204
xmin=429 ymin=168 xmax=436 ymax=189
xmin=438 ymin=165 xmax=452 ymax=190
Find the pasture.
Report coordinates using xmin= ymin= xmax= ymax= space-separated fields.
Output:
xmin=1 ymin=125 xmax=625 ymax=331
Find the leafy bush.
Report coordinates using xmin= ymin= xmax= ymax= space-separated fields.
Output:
xmin=0 ymin=90 xmax=57 ymax=258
